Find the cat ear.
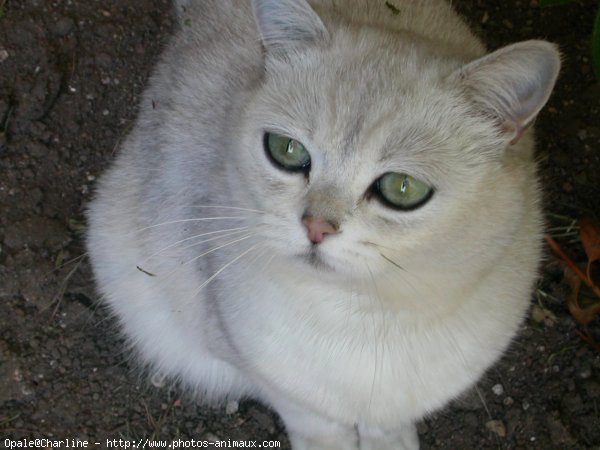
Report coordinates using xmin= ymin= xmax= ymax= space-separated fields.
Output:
xmin=457 ymin=40 xmax=560 ymax=145
xmin=251 ymin=0 xmax=329 ymax=56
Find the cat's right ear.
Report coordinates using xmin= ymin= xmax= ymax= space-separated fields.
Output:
xmin=252 ymin=0 xmax=329 ymax=57
xmin=456 ymin=40 xmax=561 ymax=145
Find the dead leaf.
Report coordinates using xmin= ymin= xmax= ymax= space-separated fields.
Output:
xmin=564 ymin=266 xmax=600 ymax=325
xmin=545 ymin=234 xmax=600 ymax=298
xmin=580 ymin=217 xmax=600 ymax=265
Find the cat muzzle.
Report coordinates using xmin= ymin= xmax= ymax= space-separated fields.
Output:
xmin=301 ymin=215 xmax=340 ymax=244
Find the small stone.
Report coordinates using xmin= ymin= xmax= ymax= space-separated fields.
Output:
xmin=225 ymin=400 xmax=239 ymax=415
xmin=0 ymin=49 xmax=8 ymax=63
xmin=531 ymin=304 xmax=546 ymax=323
xmin=492 ymin=383 xmax=504 ymax=396
xmin=52 ymin=17 xmax=75 ymax=36
xmin=502 ymin=19 xmax=514 ymax=29
xmin=486 ymin=419 xmax=507 ymax=438
xmin=202 ymin=433 xmax=219 ymax=443
xmin=150 ymin=371 xmax=166 ymax=388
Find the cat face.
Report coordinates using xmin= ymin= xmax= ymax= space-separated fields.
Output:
xmin=224 ymin=0 xmax=558 ymax=291
xmin=231 ymin=42 xmax=498 ymax=283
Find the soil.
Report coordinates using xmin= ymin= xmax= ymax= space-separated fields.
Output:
xmin=1 ymin=0 xmax=599 ymax=449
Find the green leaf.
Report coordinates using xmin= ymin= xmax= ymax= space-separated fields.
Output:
xmin=593 ymin=3 xmax=600 ymax=79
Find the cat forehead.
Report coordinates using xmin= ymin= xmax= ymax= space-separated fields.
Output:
xmin=259 ymin=68 xmax=466 ymax=161
xmin=255 ymin=34 xmax=486 ymax=171
xmin=261 ymin=39 xmax=464 ymax=133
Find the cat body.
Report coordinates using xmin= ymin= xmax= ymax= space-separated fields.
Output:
xmin=87 ymin=0 xmax=560 ymax=448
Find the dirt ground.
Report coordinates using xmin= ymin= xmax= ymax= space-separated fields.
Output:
xmin=1 ymin=0 xmax=599 ymax=448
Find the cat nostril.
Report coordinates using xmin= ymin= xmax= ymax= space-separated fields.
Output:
xmin=302 ymin=215 xmax=339 ymax=244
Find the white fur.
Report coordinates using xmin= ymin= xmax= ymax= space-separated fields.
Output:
xmin=87 ymin=1 xmax=560 ymax=448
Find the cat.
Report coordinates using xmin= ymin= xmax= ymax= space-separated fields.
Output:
xmin=86 ymin=0 xmax=560 ymax=448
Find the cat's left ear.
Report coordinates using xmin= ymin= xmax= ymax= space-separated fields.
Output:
xmin=252 ymin=0 xmax=329 ymax=56
xmin=456 ymin=40 xmax=561 ymax=145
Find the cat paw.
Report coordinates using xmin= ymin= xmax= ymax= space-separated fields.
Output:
xmin=287 ymin=432 xmax=358 ymax=450
xmin=357 ymin=423 xmax=419 ymax=450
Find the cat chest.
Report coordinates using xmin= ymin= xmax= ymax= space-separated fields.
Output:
xmin=219 ymin=280 xmax=486 ymax=424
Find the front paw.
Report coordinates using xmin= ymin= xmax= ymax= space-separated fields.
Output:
xmin=287 ymin=431 xmax=359 ymax=450
xmin=357 ymin=423 xmax=419 ymax=450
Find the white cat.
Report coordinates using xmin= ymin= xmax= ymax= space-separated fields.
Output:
xmin=86 ymin=0 xmax=560 ymax=448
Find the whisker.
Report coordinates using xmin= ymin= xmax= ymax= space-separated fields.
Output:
xmin=244 ymin=243 xmax=270 ymax=267
xmin=189 ymin=243 xmax=261 ymax=299
xmin=363 ymin=240 xmax=404 ymax=254
xmin=153 ymin=233 xmax=255 ymax=280
xmin=141 ymin=227 xmax=250 ymax=263
xmin=130 ymin=217 xmax=248 ymax=235
xmin=376 ymin=251 xmax=424 ymax=299
xmin=187 ymin=205 xmax=265 ymax=214
xmin=172 ymin=229 xmax=256 ymax=258
xmin=54 ymin=252 xmax=88 ymax=271
xmin=44 ymin=252 xmax=89 ymax=278
xmin=365 ymin=262 xmax=387 ymax=414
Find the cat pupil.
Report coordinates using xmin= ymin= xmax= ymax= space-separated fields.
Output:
xmin=400 ymin=178 xmax=408 ymax=193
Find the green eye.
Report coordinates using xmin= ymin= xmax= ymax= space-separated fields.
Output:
xmin=375 ymin=172 xmax=433 ymax=210
xmin=264 ymin=132 xmax=311 ymax=172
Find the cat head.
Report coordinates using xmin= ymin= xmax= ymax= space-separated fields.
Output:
xmin=232 ymin=0 xmax=560 ymax=291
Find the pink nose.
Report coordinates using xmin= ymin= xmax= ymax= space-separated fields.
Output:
xmin=302 ymin=215 xmax=339 ymax=244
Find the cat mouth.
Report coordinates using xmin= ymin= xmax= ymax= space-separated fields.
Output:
xmin=301 ymin=247 xmax=335 ymax=271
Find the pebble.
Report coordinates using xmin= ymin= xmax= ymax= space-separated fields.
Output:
xmin=150 ymin=370 xmax=166 ymax=388
xmin=492 ymin=383 xmax=504 ymax=396
xmin=225 ymin=400 xmax=239 ymax=414
xmin=202 ymin=433 xmax=219 ymax=443
xmin=579 ymin=366 xmax=592 ymax=379
xmin=486 ymin=419 xmax=507 ymax=437
xmin=0 ymin=49 xmax=8 ymax=63
xmin=52 ymin=17 xmax=75 ymax=36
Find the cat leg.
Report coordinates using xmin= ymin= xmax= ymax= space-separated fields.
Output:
xmin=274 ymin=402 xmax=359 ymax=450
xmin=357 ymin=423 xmax=419 ymax=450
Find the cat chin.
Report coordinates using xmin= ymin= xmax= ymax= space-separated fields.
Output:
xmin=299 ymin=248 xmax=334 ymax=271
xmin=288 ymin=246 xmax=374 ymax=281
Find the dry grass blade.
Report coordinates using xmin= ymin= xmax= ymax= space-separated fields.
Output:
xmin=564 ymin=267 xmax=600 ymax=325
xmin=580 ymin=217 xmax=600 ymax=278
xmin=546 ymin=232 xmax=600 ymax=350
xmin=545 ymin=234 xmax=600 ymax=298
